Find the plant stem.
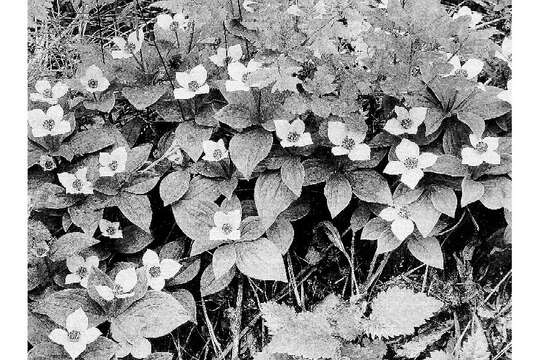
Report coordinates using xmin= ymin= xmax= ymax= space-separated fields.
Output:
xmin=201 ymin=297 xmax=223 ymax=358
xmin=231 ymin=276 xmax=244 ymax=360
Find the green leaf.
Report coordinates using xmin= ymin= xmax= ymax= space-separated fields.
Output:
xmin=457 ymin=112 xmax=485 ymax=136
xmin=302 ymin=159 xmax=334 ymax=185
xmin=249 ymin=55 xmax=302 ymax=93
xmin=30 ymin=183 xmax=77 ymax=210
xmin=230 ymin=128 xmax=273 ymax=179
xmin=112 ymin=291 xmax=190 ymax=338
xmin=160 ymin=170 xmax=190 ymax=206
xmin=34 ymin=289 xmax=107 ymax=328
xmin=124 ymin=175 xmax=160 ymax=195
xmin=267 ymin=218 xmax=294 ymax=255
xmin=182 ymin=176 xmax=222 ymax=202
xmin=349 ymin=204 xmax=371 ymax=233
xmin=213 ymin=104 xmax=253 ymax=130
xmin=172 ymin=200 xmax=218 ymax=250
xmin=361 ymin=218 xmax=389 ymax=240
xmin=324 ymin=173 xmax=352 ymax=218
xmin=280 ymin=157 xmax=305 ymax=197
xmin=49 ymin=232 xmax=100 ymax=262
xmin=480 ymin=177 xmax=511 ymax=210
xmin=200 ymin=264 xmax=236 ymax=297
xmin=116 ymin=192 xmax=152 ymax=233
xmin=461 ymin=178 xmax=485 ymax=207
xmin=122 ymin=83 xmax=168 ymax=110
xmin=240 ymin=216 xmax=267 ymax=241
xmin=83 ymin=91 xmax=116 ymax=113
xmin=169 ymin=258 xmax=201 ymax=286
xmin=429 ymin=185 xmax=457 ymax=218
xmin=212 ymin=244 xmax=236 ymax=279
xmin=235 ymin=238 xmax=287 ymax=282
xmin=55 ymin=128 xmax=117 ymax=161
xmin=346 ymin=170 xmax=392 ymax=205
xmin=174 ymin=121 xmax=213 ymax=161
xmin=68 ymin=205 xmax=103 ymax=236
xmin=125 ymin=144 xmax=153 ymax=173
xmin=113 ymin=225 xmax=154 ymax=254
xmin=424 ymin=155 xmax=468 ymax=177
xmin=408 ymin=195 xmax=441 ymax=238
xmin=407 ymin=235 xmax=444 ymax=269
xmin=255 ymin=172 xmax=298 ymax=228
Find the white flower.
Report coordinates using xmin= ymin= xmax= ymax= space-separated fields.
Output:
xmin=28 ymin=105 xmax=70 ymax=138
xmin=111 ymin=28 xmax=144 ymax=59
xmin=286 ymin=5 xmax=305 ymax=16
xmin=274 ymin=119 xmax=313 ymax=148
xmin=497 ymin=79 xmax=511 ymax=104
xmin=225 ymin=60 xmax=261 ymax=92
xmin=327 ymin=121 xmax=370 ymax=161
xmin=99 ymin=219 xmax=122 ymax=238
xmin=210 ymin=44 xmax=243 ymax=67
xmin=384 ymin=106 xmax=426 ymax=135
xmin=174 ymin=64 xmax=210 ymax=99
xmin=202 ymin=139 xmax=229 ymax=161
xmin=99 ymin=147 xmax=127 ymax=177
xmin=156 ymin=12 xmax=189 ymax=32
xmin=58 ymin=167 xmax=94 ymax=195
xmin=39 ymin=154 xmax=56 ymax=171
xmin=65 ymin=255 xmax=99 ymax=288
xmin=116 ymin=337 xmax=151 ymax=359
xmin=495 ymin=36 xmax=512 ymax=67
xmin=30 ymin=79 xmax=68 ymax=104
xmin=80 ymin=65 xmax=110 ymax=93
xmin=209 ymin=209 xmax=241 ymax=241
xmin=383 ymin=139 xmax=437 ymax=189
xmin=142 ymin=249 xmax=181 ymax=291
xmin=379 ymin=206 xmax=415 ymax=241
xmin=167 ymin=145 xmax=184 ymax=164
xmin=446 ymin=54 xmax=484 ymax=80
xmin=453 ymin=6 xmax=482 ymax=28
xmin=49 ymin=308 xmax=101 ymax=359
xmin=461 ymin=134 xmax=500 ymax=166
xmin=94 ymin=267 xmax=137 ymax=301
xmin=242 ymin=0 xmax=257 ymax=12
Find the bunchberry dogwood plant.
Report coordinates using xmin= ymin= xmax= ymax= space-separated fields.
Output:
xmin=27 ymin=0 xmax=512 ymax=359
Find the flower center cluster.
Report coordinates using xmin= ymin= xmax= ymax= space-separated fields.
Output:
xmin=341 ymin=136 xmax=356 ymax=151
xmin=35 ymin=246 xmax=48 ymax=257
xmin=76 ymin=266 xmax=88 ymax=278
xmin=213 ymin=149 xmax=223 ymax=160
xmin=108 ymin=160 xmax=118 ymax=171
xmin=400 ymin=118 xmax=413 ymax=129
xmin=87 ymin=79 xmax=98 ymax=89
xmin=68 ymin=330 xmax=81 ymax=342
xmin=169 ymin=21 xmax=180 ymax=31
xmin=188 ymin=81 xmax=200 ymax=92
xmin=125 ymin=42 xmax=137 ymax=52
xmin=112 ymin=283 xmax=124 ymax=295
xmin=72 ymin=179 xmax=83 ymax=192
xmin=286 ymin=131 xmax=301 ymax=143
xmin=43 ymin=118 xmax=56 ymax=131
xmin=106 ymin=226 xmax=117 ymax=236
xmin=43 ymin=160 xmax=55 ymax=170
xmin=149 ymin=266 xmax=161 ymax=278
xmin=403 ymin=157 xmax=418 ymax=170
xmin=42 ymin=88 xmax=53 ymax=98
xmin=397 ymin=207 xmax=410 ymax=219
xmin=221 ymin=223 xmax=233 ymax=235
xmin=475 ymin=141 xmax=488 ymax=153
xmin=241 ymin=73 xmax=250 ymax=83
xmin=455 ymin=69 xmax=468 ymax=77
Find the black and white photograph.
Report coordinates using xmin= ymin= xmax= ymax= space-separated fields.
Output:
xmin=22 ymin=0 xmax=520 ymax=359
